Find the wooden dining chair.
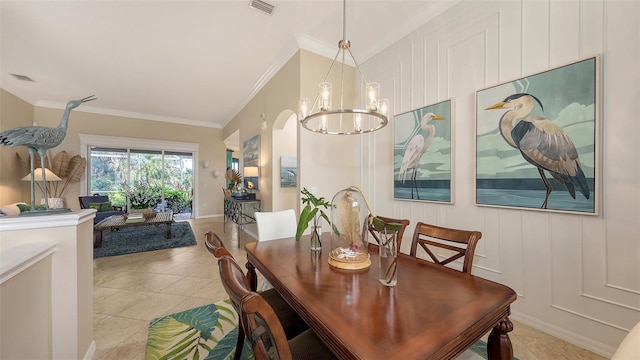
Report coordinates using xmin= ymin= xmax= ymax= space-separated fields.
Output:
xmin=205 ymin=231 xmax=234 ymax=258
xmin=367 ymin=215 xmax=410 ymax=252
xmin=205 ymin=231 xmax=309 ymax=360
xmin=409 ymin=222 xmax=482 ymax=274
xmin=218 ymin=255 xmax=336 ymax=360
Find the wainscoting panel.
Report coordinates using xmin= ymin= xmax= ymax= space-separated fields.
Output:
xmin=360 ymin=0 xmax=640 ymax=357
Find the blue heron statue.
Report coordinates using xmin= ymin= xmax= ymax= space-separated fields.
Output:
xmin=1 ymin=95 xmax=97 ymax=212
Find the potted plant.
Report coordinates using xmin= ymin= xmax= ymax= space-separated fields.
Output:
xmin=296 ymin=187 xmax=332 ymax=250
xmin=125 ymin=184 xmax=156 ymax=217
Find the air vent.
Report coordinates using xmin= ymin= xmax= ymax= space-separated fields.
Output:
xmin=10 ymin=73 xmax=34 ymax=82
xmin=249 ymin=0 xmax=275 ymax=15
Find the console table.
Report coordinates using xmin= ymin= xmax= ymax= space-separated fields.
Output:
xmin=223 ymin=197 xmax=261 ymax=233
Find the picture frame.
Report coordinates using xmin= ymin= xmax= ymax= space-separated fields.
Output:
xmin=475 ymin=56 xmax=599 ymax=215
xmin=393 ymin=99 xmax=453 ymax=203
xmin=243 ymin=134 xmax=260 ymax=190
xmin=280 ymin=156 xmax=297 ymax=187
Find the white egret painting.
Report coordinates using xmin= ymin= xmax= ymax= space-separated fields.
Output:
xmin=476 ymin=56 xmax=599 ymax=214
xmin=394 ymin=100 xmax=453 ymax=203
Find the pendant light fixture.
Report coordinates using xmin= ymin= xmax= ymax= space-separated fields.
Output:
xmin=299 ymin=0 xmax=389 ymax=135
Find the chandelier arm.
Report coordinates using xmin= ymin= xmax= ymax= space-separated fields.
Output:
xmin=347 ymin=47 xmax=370 ymax=86
xmin=322 ymin=48 xmax=344 ymax=83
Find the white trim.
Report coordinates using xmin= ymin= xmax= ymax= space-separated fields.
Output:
xmin=78 ymin=134 xmax=199 ymax=152
xmin=36 ymin=101 xmax=220 ymax=129
xmin=78 ymin=134 xmax=200 ymax=218
xmin=0 ymin=241 xmax=56 ymax=285
xmin=0 ymin=209 xmax=95 ymax=231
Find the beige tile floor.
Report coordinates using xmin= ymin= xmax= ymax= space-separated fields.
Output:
xmin=93 ymin=217 xmax=607 ymax=360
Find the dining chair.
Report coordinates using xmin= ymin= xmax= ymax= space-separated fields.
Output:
xmin=409 ymin=222 xmax=482 ymax=274
xmin=367 ymin=215 xmax=410 ymax=252
xmin=612 ymin=319 xmax=640 ymax=359
xmin=204 ymin=231 xmax=234 ymax=258
xmin=254 ymin=209 xmax=297 ymax=291
xmin=205 ymin=231 xmax=309 ymax=360
xmin=254 ymin=209 xmax=297 ymax=241
xmin=218 ymin=255 xmax=337 ymax=360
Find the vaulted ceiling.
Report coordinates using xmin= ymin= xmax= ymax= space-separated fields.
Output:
xmin=1 ymin=1 xmax=457 ymax=128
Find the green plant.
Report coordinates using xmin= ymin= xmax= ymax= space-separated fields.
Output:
xmin=295 ymin=187 xmax=332 ymax=241
xmin=125 ymin=184 xmax=155 ymax=209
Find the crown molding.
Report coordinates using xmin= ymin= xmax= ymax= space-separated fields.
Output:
xmin=34 ymin=101 xmax=220 ymax=129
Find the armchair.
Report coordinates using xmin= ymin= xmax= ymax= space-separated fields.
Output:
xmin=79 ymin=194 xmax=124 ymax=224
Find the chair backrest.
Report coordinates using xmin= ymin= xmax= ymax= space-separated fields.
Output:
xmin=612 ymin=320 xmax=640 ymax=359
xmin=367 ymin=215 xmax=410 ymax=252
xmin=255 ymin=209 xmax=297 ymax=242
xmin=218 ymin=256 xmax=293 ymax=360
xmin=409 ymin=222 xmax=482 ymax=274
xmin=78 ymin=194 xmax=110 ymax=209
xmin=204 ymin=231 xmax=233 ymax=259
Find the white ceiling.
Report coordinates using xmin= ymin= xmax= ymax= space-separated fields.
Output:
xmin=1 ymin=0 xmax=457 ymax=129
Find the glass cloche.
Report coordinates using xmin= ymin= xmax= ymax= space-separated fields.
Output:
xmin=329 ymin=186 xmax=371 ymax=270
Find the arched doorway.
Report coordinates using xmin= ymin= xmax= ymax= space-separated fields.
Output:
xmin=271 ymin=110 xmax=298 ymax=212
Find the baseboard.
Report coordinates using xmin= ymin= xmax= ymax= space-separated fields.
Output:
xmin=195 ymin=214 xmax=223 ymax=219
xmin=510 ymin=310 xmax=617 ymax=359
xmin=241 ymin=224 xmax=258 ymax=240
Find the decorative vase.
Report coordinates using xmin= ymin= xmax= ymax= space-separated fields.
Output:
xmin=41 ymin=197 xmax=64 ymax=209
xmin=310 ymin=224 xmax=322 ymax=251
xmin=131 ymin=207 xmax=155 ymax=219
xmin=378 ymin=229 xmax=398 ymax=287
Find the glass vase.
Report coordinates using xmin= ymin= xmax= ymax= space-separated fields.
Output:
xmin=378 ymin=230 xmax=398 ymax=286
xmin=310 ymin=225 xmax=322 ymax=251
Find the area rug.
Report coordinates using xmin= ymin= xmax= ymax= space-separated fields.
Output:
xmin=94 ymin=222 xmax=196 ymax=258
xmin=145 ymin=300 xmax=508 ymax=360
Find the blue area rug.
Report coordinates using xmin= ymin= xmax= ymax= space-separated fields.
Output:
xmin=94 ymin=221 xmax=196 ymax=258
xmin=145 ymin=300 xmax=510 ymax=360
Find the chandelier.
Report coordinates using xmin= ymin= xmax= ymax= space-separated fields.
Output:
xmin=298 ymin=0 xmax=389 ymax=135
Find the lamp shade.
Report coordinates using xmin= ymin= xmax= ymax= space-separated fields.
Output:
xmin=244 ymin=166 xmax=259 ymax=177
xmin=21 ymin=168 xmax=61 ymax=182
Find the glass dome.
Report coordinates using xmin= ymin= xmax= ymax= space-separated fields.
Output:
xmin=329 ymin=186 xmax=371 ymax=270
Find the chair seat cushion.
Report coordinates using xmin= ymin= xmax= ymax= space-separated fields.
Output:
xmin=260 ymin=288 xmax=308 ymax=339
xmin=288 ymin=329 xmax=337 ymax=359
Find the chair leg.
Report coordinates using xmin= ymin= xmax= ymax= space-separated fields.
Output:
xmin=233 ymin=325 xmax=245 ymax=360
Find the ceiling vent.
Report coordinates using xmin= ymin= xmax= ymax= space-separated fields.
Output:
xmin=10 ymin=73 xmax=34 ymax=82
xmin=249 ymin=0 xmax=275 ymax=15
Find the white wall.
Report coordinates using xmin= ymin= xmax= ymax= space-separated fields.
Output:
xmin=359 ymin=0 xmax=640 ymax=357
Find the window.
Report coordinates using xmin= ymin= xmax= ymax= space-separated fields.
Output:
xmin=80 ymin=134 xmax=199 ymax=218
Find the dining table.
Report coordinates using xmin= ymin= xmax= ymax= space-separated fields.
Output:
xmin=244 ymin=234 xmax=517 ymax=360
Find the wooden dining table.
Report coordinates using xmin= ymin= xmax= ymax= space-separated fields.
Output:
xmin=244 ymin=234 xmax=517 ymax=360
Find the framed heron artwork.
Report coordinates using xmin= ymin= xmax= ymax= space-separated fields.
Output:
xmin=475 ymin=56 xmax=600 ymax=215
xmin=393 ymin=99 xmax=453 ymax=203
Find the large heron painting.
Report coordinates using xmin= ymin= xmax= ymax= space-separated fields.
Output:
xmin=476 ymin=56 xmax=598 ymax=214
xmin=394 ymin=100 xmax=453 ymax=203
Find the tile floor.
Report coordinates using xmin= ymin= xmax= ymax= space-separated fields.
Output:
xmin=93 ymin=217 xmax=607 ymax=359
